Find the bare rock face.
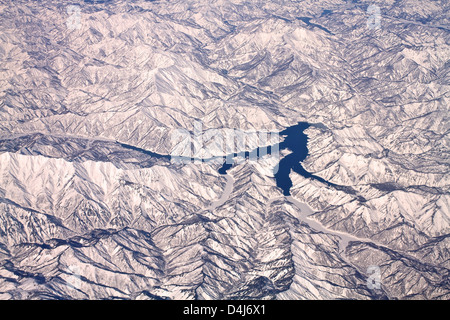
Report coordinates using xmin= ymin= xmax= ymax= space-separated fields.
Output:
xmin=0 ymin=0 xmax=448 ymax=300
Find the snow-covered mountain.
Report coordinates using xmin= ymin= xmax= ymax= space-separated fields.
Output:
xmin=0 ymin=0 xmax=448 ymax=299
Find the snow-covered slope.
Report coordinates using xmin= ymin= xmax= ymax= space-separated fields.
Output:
xmin=0 ymin=0 xmax=448 ymax=299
